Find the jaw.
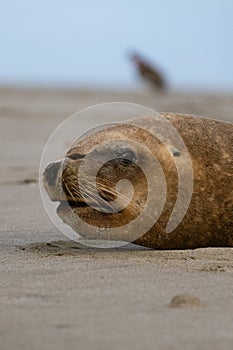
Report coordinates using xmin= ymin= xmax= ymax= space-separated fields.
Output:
xmin=56 ymin=208 xmax=132 ymax=242
xmin=56 ymin=188 xmax=146 ymax=242
xmin=56 ymin=201 xmax=99 ymax=240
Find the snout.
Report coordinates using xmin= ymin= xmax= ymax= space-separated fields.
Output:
xmin=44 ymin=161 xmax=61 ymax=186
xmin=43 ymin=159 xmax=65 ymax=201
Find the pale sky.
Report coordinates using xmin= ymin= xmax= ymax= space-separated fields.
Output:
xmin=1 ymin=0 xmax=233 ymax=90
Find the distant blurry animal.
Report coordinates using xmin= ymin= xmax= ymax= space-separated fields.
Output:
xmin=130 ymin=52 xmax=165 ymax=90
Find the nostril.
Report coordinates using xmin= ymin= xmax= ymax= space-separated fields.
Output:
xmin=44 ymin=162 xmax=60 ymax=186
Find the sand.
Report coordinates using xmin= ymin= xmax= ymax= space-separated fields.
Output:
xmin=0 ymin=87 xmax=233 ymax=350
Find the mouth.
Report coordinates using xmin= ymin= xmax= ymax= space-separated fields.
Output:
xmin=58 ymin=199 xmax=89 ymax=211
xmin=57 ymin=195 xmax=118 ymax=214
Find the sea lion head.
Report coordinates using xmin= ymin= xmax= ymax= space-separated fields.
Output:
xmin=43 ymin=117 xmax=179 ymax=243
xmin=43 ymin=113 xmax=233 ymax=248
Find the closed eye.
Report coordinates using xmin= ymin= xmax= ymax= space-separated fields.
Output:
xmin=118 ymin=150 xmax=136 ymax=165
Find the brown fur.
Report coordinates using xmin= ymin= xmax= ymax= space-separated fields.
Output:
xmin=43 ymin=113 xmax=233 ymax=249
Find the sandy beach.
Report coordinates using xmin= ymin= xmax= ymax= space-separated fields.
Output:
xmin=0 ymin=87 xmax=233 ymax=350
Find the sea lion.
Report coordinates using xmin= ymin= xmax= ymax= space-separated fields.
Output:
xmin=43 ymin=113 xmax=233 ymax=249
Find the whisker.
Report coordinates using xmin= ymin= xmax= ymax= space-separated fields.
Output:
xmin=79 ymin=183 xmax=116 ymax=211
xmin=63 ymin=181 xmax=76 ymax=201
xmin=63 ymin=170 xmax=167 ymax=234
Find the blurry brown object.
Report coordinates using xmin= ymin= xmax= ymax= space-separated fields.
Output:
xmin=130 ymin=52 xmax=166 ymax=90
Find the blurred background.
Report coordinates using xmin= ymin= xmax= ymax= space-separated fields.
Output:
xmin=1 ymin=3 xmax=233 ymax=349
xmin=1 ymin=0 xmax=233 ymax=91
xmin=0 ymin=0 xmax=233 ymax=183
